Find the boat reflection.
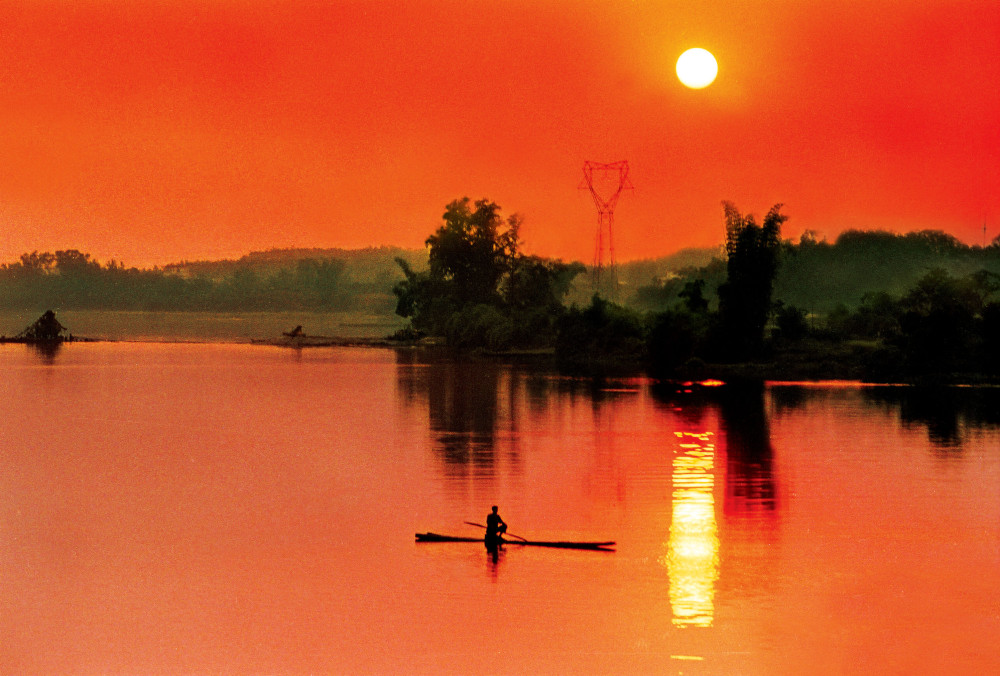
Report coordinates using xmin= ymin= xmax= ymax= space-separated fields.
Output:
xmin=666 ymin=430 xmax=719 ymax=628
xmin=485 ymin=540 xmax=506 ymax=579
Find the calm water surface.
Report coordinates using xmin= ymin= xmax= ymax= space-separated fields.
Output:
xmin=1 ymin=343 xmax=998 ymax=675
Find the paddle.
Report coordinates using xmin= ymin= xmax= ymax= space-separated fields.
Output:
xmin=463 ymin=521 xmax=528 ymax=542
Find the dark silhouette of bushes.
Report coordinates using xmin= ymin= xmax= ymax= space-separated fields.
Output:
xmin=0 ymin=248 xmax=393 ymax=312
xmin=555 ymin=295 xmax=647 ymax=374
xmin=393 ymin=197 xmax=585 ymax=350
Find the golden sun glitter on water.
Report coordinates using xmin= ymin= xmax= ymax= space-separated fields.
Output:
xmin=664 ymin=430 xmax=719 ymax=628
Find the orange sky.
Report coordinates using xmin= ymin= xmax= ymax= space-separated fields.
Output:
xmin=0 ymin=0 xmax=997 ymax=266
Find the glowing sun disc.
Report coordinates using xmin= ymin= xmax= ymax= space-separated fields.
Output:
xmin=676 ymin=48 xmax=718 ymax=89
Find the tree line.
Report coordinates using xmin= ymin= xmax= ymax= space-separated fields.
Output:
xmin=390 ymin=197 xmax=794 ymax=365
xmin=3 ymin=197 xmax=998 ymax=382
xmin=394 ymin=198 xmax=1000 ymax=382
xmin=0 ymin=248 xmax=402 ymax=312
xmin=630 ymin=227 xmax=1000 ymax=314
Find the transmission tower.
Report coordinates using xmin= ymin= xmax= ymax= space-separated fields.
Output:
xmin=580 ymin=160 xmax=633 ymax=294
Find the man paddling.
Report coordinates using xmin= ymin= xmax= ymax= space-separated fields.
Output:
xmin=485 ymin=505 xmax=507 ymax=544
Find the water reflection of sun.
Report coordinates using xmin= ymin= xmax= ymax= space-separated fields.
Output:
xmin=664 ymin=431 xmax=719 ymax=627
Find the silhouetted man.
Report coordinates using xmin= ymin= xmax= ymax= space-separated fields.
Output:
xmin=485 ymin=505 xmax=507 ymax=543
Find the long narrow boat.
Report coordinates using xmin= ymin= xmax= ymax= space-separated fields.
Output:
xmin=415 ymin=532 xmax=615 ymax=551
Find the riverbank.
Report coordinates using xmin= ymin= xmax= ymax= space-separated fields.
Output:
xmin=523 ymin=337 xmax=1000 ymax=386
xmin=0 ymin=309 xmax=406 ymax=344
xmin=3 ymin=309 xmax=995 ymax=385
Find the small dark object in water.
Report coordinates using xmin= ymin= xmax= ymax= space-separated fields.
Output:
xmin=5 ymin=310 xmax=69 ymax=343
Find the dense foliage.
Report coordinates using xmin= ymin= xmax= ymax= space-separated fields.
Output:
xmin=0 ymin=248 xmax=411 ymax=313
xmin=614 ymin=210 xmax=1000 ymax=382
xmin=775 ymin=229 xmax=1000 ymax=312
xmin=631 ymin=228 xmax=1000 ymax=315
xmin=863 ymin=269 xmax=1000 ymax=380
xmin=641 ymin=264 xmax=1000 ymax=382
xmin=555 ymin=295 xmax=648 ymax=374
xmin=392 ymin=198 xmax=585 ymax=349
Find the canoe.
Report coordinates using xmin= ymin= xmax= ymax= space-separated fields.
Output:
xmin=415 ymin=532 xmax=615 ymax=551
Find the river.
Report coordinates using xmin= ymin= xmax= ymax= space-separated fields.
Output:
xmin=1 ymin=342 xmax=997 ymax=674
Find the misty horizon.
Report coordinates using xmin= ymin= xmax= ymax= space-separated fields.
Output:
xmin=3 ymin=221 xmax=996 ymax=272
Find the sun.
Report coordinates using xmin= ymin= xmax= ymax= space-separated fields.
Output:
xmin=676 ymin=48 xmax=718 ymax=89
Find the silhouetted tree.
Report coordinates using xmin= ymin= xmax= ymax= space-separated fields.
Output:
xmin=18 ymin=251 xmax=56 ymax=274
xmin=426 ymin=198 xmax=518 ymax=306
xmin=54 ymin=249 xmax=100 ymax=274
xmin=393 ymin=198 xmax=584 ymax=348
xmin=772 ymin=302 xmax=809 ymax=342
xmin=392 ymin=257 xmax=454 ymax=335
xmin=894 ymin=268 xmax=991 ymax=377
xmin=678 ymin=278 xmax=709 ymax=314
xmin=717 ymin=202 xmax=786 ymax=360
xmin=506 ymin=255 xmax=586 ymax=312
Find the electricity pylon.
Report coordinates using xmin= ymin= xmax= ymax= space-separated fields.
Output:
xmin=580 ymin=160 xmax=633 ymax=295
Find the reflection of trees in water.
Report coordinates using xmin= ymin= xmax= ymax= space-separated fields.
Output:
xmin=768 ymin=385 xmax=809 ymax=416
xmin=522 ymin=372 xmax=552 ymax=416
xmin=27 ymin=342 xmax=62 ymax=364
xmin=551 ymin=377 xmax=642 ymax=409
xmin=862 ymin=386 xmax=1000 ymax=449
xmin=495 ymin=370 xmax=638 ymax=416
xmin=718 ymin=383 xmax=778 ymax=514
xmin=396 ymin=352 xmax=645 ymax=497
xmin=428 ymin=361 xmax=500 ymax=461
xmin=714 ymin=384 xmax=783 ymax=617
xmin=394 ymin=350 xmax=514 ymax=485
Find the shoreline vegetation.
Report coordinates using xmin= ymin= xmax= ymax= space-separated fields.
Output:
xmin=6 ymin=330 xmax=999 ymax=389
xmin=2 ymin=312 xmax=997 ymax=386
xmin=3 ymin=197 xmax=999 ymax=385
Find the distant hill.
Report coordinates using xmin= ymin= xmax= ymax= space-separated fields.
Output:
xmin=164 ymin=246 xmax=428 ymax=285
xmin=616 ymin=247 xmax=720 ymax=287
xmin=564 ymin=247 xmax=721 ymax=306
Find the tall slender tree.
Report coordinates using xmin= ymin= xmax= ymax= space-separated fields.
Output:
xmin=717 ymin=201 xmax=786 ymax=360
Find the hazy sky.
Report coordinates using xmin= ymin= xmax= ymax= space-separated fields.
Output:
xmin=1 ymin=0 xmax=997 ymax=265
